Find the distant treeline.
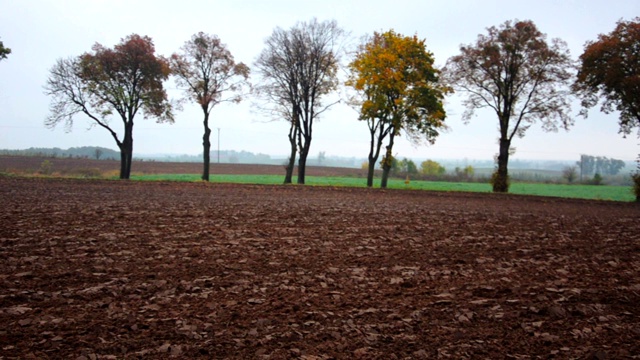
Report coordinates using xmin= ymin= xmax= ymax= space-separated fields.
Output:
xmin=576 ymin=155 xmax=627 ymax=176
xmin=0 ymin=146 xmax=120 ymax=160
xmin=0 ymin=147 xmax=364 ymax=168
xmin=1 ymin=147 xmax=634 ymax=173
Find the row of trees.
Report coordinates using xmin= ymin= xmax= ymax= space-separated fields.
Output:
xmin=40 ymin=18 xmax=640 ymax=195
xmin=577 ymin=154 xmax=626 ymax=177
xmin=44 ymin=33 xmax=249 ymax=180
xmin=391 ymin=158 xmax=475 ymax=180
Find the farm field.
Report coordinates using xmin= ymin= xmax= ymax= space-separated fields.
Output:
xmin=0 ymin=155 xmax=367 ymax=178
xmin=0 ymin=155 xmax=635 ymax=201
xmin=0 ymin=175 xmax=639 ymax=359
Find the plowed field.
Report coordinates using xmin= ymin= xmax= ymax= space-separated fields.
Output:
xmin=0 ymin=155 xmax=368 ymax=177
xmin=1 ymin=175 xmax=639 ymax=359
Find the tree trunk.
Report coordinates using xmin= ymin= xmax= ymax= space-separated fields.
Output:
xmin=119 ymin=145 xmax=128 ymax=180
xmin=366 ymin=135 xmax=384 ymax=188
xmin=125 ymin=146 xmax=132 ymax=179
xmin=284 ymin=121 xmax=297 ymax=184
xmin=202 ymin=112 xmax=211 ymax=182
xmin=366 ymin=158 xmax=376 ymax=187
xmin=297 ymin=137 xmax=311 ymax=185
xmin=118 ymin=143 xmax=132 ymax=180
xmin=380 ymin=133 xmax=396 ymax=189
xmin=126 ymin=127 xmax=133 ymax=179
xmin=119 ymin=123 xmax=134 ymax=180
xmin=494 ymin=138 xmax=511 ymax=192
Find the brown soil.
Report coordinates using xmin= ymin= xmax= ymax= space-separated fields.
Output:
xmin=0 ymin=159 xmax=639 ymax=359
xmin=0 ymin=155 xmax=368 ymax=177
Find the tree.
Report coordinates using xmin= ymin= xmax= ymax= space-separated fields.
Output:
xmin=596 ymin=157 xmax=625 ymax=175
xmin=44 ymin=34 xmax=173 ymax=179
xmin=592 ymin=172 xmax=603 ymax=185
xmin=562 ymin=165 xmax=578 ymax=183
xmin=443 ymin=20 xmax=574 ymax=192
xmin=0 ymin=38 xmax=10 ymax=62
xmin=575 ymin=17 xmax=640 ymax=200
xmin=574 ymin=17 xmax=640 ymax=139
xmin=170 ymin=32 xmax=250 ymax=181
xmin=577 ymin=154 xmax=626 ymax=177
xmin=94 ymin=148 xmax=103 ymax=160
xmin=255 ymin=19 xmax=343 ymax=184
xmin=577 ymin=154 xmax=596 ymax=180
xmin=317 ymin=151 xmax=326 ymax=165
xmin=398 ymin=158 xmax=418 ymax=176
xmin=464 ymin=165 xmax=475 ymax=178
xmin=421 ymin=159 xmax=446 ymax=176
xmin=347 ymin=30 xmax=448 ymax=188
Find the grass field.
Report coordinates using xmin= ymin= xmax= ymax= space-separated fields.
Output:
xmin=128 ymin=173 xmax=637 ymax=202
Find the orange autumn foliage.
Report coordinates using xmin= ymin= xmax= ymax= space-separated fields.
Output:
xmin=346 ymin=30 xmax=449 ymax=188
xmin=574 ymin=17 xmax=640 ymax=136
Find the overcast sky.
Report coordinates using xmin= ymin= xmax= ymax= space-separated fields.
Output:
xmin=0 ymin=0 xmax=638 ymax=162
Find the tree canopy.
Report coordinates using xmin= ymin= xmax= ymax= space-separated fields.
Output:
xmin=574 ymin=17 xmax=640 ymax=138
xmin=443 ymin=20 xmax=574 ymax=192
xmin=347 ymin=30 xmax=448 ymax=188
xmin=421 ymin=160 xmax=446 ymax=176
xmin=45 ymin=34 xmax=173 ymax=179
xmin=170 ymin=32 xmax=250 ymax=181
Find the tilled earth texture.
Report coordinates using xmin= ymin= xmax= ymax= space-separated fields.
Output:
xmin=0 ymin=155 xmax=368 ymax=177
xmin=1 ymin=176 xmax=639 ymax=359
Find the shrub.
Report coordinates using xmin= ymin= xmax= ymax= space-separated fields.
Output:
xmin=490 ymin=170 xmax=510 ymax=192
xmin=592 ymin=173 xmax=603 ymax=185
xmin=72 ymin=167 xmax=103 ymax=178
xmin=39 ymin=160 xmax=53 ymax=175
xmin=562 ymin=166 xmax=578 ymax=183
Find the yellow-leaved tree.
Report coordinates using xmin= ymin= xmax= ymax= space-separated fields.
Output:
xmin=346 ymin=30 xmax=450 ymax=188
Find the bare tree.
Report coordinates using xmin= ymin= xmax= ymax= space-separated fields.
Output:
xmin=562 ymin=165 xmax=578 ymax=183
xmin=170 ymin=32 xmax=250 ymax=181
xmin=254 ymin=19 xmax=344 ymax=184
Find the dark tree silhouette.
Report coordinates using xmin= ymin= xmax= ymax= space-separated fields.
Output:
xmin=255 ymin=19 xmax=343 ymax=184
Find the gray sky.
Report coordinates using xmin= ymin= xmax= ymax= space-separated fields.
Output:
xmin=0 ymin=0 xmax=638 ymax=162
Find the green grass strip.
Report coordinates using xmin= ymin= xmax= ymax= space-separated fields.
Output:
xmin=126 ymin=173 xmax=636 ymax=202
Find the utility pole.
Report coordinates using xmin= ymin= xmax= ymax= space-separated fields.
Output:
xmin=217 ymin=128 xmax=220 ymax=163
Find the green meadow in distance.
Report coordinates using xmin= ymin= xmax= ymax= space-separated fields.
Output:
xmin=125 ymin=174 xmax=636 ymax=202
